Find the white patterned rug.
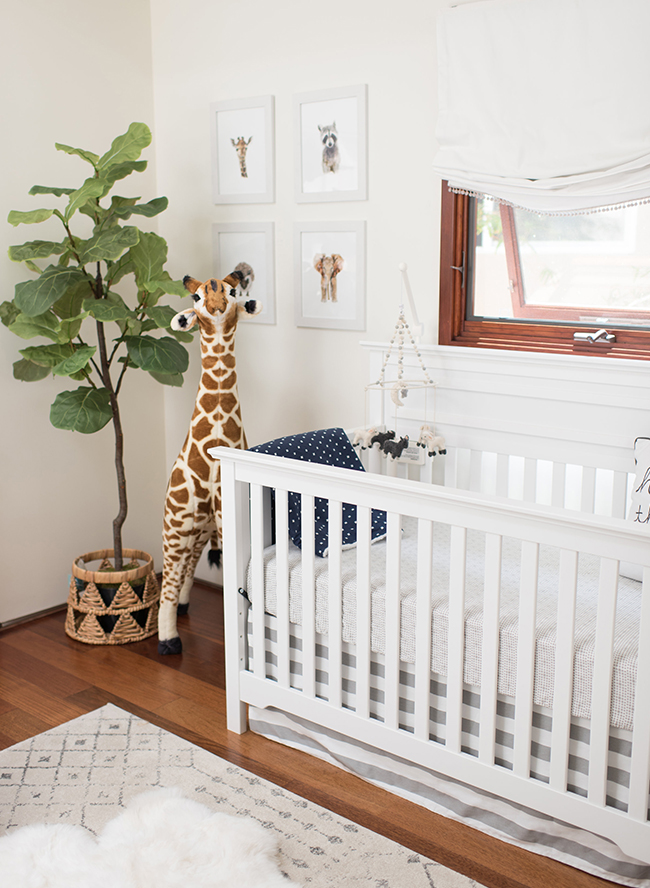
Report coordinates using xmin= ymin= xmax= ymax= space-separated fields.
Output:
xmin=0 ymin=704 xmax=482 ymax=887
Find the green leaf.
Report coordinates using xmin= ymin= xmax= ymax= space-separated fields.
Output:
xmin=97 ymin=123 xmax=151 ymax=171
xmin=170 ymin=328 xmax=196 ymax=343
xmin=0 ymin=301 xmax=21 ymax=328
xmin=29 ymin=185 xmax=75 ymax=197
xmin=124 ymin=318 xmax=142 ymax=336
xmin=149 ymin=370 xmax=184 ymax=387
xmin=13 ymin=358 xmax=51 ymax=381
xmin=143 ymin=275 xmax=187 ymax=297
xmin=114 ymin=196 xmax=168 ymax=220
xmin=58 ymin=313 xmax=88 ymax=342
xmin=14 ymin=266 xmax=87 ymax=317
xmin=52 ymin=345 xmax=96 ymax=377
xmin=8 ymin=208 xmax=55 ymax=227
xmin=64 ymin=177 xmax=108 ymax=221
xmin=8 ymin=310 xmax=61 ymax=342
xmin=50 ymin=386 xmax=112 ymax=434
xmin=105 ymin=251 xmax=136 ymax=286
xmin=82 ymin=295 xmax=135 ymax=323
xmin=55 ymin=143 xmax=99 ymax=166
xmin=145 ymin=304 xmax=176 ymax=329
xmin=103 ymin=160 xmax=147 ymax=186
xmin=19 ymin=344 xmax=73 ymax=366
xmin=129 ymin=231 xmax=167 ymax=285
xmin=78 ymin=226 xmax=139 ymax=264
xmin=24 ymin=259 xmax=43 ymax=274
xmin=8 ymin=240 xmax=67 ymax=262
xmin=124 ymin=334 xmax=189 ymax=375
xmin=53 ymin=278 xmax=93 ymax=319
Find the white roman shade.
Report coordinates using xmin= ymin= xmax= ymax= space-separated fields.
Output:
xmin=432 ymin=0 xmax=650 ymax=214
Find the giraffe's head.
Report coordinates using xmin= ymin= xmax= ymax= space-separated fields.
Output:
xmin=171 ymin=272 xmax=262 ymax=336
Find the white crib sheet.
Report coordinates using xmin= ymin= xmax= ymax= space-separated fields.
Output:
xmin=246 ymin=517 xmax=642 ymax=730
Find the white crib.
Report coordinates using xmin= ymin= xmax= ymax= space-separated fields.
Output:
xmin=216 ymin=346 xmax=650 ymax=885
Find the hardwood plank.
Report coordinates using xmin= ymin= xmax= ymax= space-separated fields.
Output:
xmin=0 ymin=709 xmax=52 ymax=744
xmin=0 ymin=672 xmax=87 ymax=726
xmin=0 ymin=639 xmax=91 ymax=698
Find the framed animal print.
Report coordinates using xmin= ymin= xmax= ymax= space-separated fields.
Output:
xmin=294 ymin=221 xmax=366 ymax=330
xmin=210 ymin=96 xmax=275 ymax=204
xmin=293 ymin=85 xmax=368 ymax=203
xmin=212 ymin=222 xmax=276 ymax=324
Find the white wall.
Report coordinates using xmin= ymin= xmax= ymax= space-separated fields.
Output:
xmin=0 ymin=0 xmax=167 ymax=622
xmin=150 ymin=0 xmax=448 ymax=580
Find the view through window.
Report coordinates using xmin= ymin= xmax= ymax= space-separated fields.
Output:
xmin=472 ymin=198 xmax=650 ymax=327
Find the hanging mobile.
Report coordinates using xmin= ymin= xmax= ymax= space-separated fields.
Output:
xmin=354 ymin=265 xmax=444 ymax=462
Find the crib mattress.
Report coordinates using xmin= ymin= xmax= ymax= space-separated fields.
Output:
xmin=246 ymin=517 xmax=642 ymax=730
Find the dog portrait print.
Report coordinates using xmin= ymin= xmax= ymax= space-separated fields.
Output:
xmin=318 ymin=122 xmax=340 ymax=174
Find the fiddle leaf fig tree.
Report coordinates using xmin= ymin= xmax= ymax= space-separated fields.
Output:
xmin=2 ymin=123 xmax=193 ymax=569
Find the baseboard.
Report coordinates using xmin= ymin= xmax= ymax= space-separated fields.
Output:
xmin=0 ymin=602 xmax=67 ymax=631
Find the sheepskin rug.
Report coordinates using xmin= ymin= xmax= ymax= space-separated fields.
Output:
xmin=0 ymin=787 xmax=301 ymax=888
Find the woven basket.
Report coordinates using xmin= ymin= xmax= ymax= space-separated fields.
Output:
xmin=65 ymin=548 xmax=160 ymax=645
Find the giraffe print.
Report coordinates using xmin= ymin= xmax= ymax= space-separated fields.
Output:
xmin=158 ymin=272 xmax=261 ymax=655
xmin=231 ymin=136 xmax=252 ymax=178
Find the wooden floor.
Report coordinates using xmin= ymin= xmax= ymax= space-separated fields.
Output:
xmin=0 ymin=582 xmax=612 ymax=888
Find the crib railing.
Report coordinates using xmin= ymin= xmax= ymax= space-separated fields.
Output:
xmin=355 ymin=441 xmax=634 ymax=519
xmin=217 ymin=446 xmax=650 ymax=863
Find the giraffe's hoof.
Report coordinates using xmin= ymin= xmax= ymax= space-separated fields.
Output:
xmin=158 ymin=637 xmax=183 ymax=655
xmin=177 ymin=603 xmax=189 ymax=616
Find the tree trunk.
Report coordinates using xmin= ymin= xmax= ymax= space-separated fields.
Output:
xmin=93 ymin=265 xmax=127 ymax=570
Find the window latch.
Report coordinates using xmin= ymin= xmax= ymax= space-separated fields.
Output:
xmin=450 ymin=251 xmax=466 ymax=289
xmin=573 ymin=328 xmax=616 ymax=343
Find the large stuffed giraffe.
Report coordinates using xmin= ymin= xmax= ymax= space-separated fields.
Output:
xmin=158 ymin=272 xmax=261 ymax=654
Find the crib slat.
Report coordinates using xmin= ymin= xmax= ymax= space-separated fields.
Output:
xmin=469 ymin=450 xmax=483 ymax=493
xmin=444 ymin=448 xmax=458 ymax=488
xmin=415 ymin=519 xmax=434 ymax=741
xmin=456 ymin=449 xmax=471 ymax=490
xmin=611 ymin=472 xmax=628 ymax=519
xmin=629 ymin=567 xmax=650 ymax=821
xmin=588 ymin=557 xmax=619 ymax=807
xmin=551 ymin=462 xmax=566 ymax=509
xmin=275 ymin=489 xmax=291 ymax=688
xmin=446 ymin=526 xmax=467 ymax=753
xmin=327 ymin=500 xmax=343 ymax=709
xmin=523 ymin=458 xmax=537 ymax=503
xmin=581 ymin=466 xmax=596 ymax=514
xmin=550 ymin=549 xmax=578 ymax=791
xmin=250 ymin=484 xmax=266 ymax=680
xmin=479 ymin=533 xmax=502 ymax=765
xmin=496 ymin=453 xmax=510 ymax=498
xmin=301 ymin=494 xmax=316 ymax=698
xmin=355 ymin=506 xmax=372 ymax=720
xmin=385 ymin=512 xmax=402 ymax=731
xmin=514 ymin=541 xmax=539 ymax=778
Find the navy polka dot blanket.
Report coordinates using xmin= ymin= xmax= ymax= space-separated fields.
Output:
xmin=249 ymin=428 xmax=387 ymax=557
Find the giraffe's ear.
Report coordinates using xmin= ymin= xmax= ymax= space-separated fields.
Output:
xmin=223 ymin=270 xmax=244 ymax=289
xmin=183 ymin=276 xmax=202 ymax=294
xmin=238 ymin=299 xmax=262 ymax=317
xmin=171 ymin=309 xmax=198 ymax=331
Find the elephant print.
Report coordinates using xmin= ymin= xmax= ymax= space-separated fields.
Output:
xmin=313 ymin=253 xmax=345 ymax=302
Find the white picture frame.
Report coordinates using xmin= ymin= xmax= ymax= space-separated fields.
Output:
xmin=212 ymin=222 xmax=276 ymax=325
xmin=294 ymin=221 xmax=366 ymax=330
xmin=294 ymin=85 xmax=367 ymax=203
xmin=210 ymin=96 xmax=275 ymax=204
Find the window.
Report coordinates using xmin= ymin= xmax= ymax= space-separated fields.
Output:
xmin=439 ymin=184 xmax=650 ymax=359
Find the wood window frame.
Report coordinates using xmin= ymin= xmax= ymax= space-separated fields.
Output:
xmin=438 ymin=183 xmax=650 ymax=360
